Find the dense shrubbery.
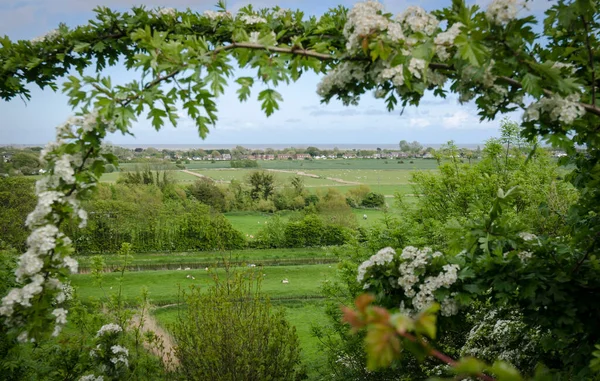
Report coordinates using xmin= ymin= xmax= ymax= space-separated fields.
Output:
xmin=173 ymin=270 xmax=304 ymax=380
xmin=0 ymin=177 xmax=36 ymax=251
xmin=65 ymin=183 xmax=245 ymax=253
xmin=230 ymin=159 xmax=258 ymax=168
xmin=254 ymin=212 xmax=351 ymax=249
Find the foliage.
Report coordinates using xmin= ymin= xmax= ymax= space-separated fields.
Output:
xmin=248 ymin=170 xmax=275 ymax=201
xmin=0 ymin=177 xmax=36 ymax=250
xmin=361 ymin=192 xmax=385 ymax=208
xmin=117 ymin=165 xmax=175 ymax=191
xmin=187 ymin=177 xmax=228 ymax=212
xmin=172 ymin=269 xmax=305 ymax=380
xmin=230 ymin=159 xmax=259 ymax=168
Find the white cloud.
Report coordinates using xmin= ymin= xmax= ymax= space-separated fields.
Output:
xmin=409 ymin=117 xmax=431 ymax=128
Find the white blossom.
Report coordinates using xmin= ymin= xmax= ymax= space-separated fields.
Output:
xmin=317 ymin=62 xmax=367 ymax=96
xmin=524 ymin=94 xmax=585 ymax=124
xmin=381 ymin=65 xmax=405 ymax=87
xmin=63 ymin=256 xmax=79 ymax=273
xmin=79 ymin=375 xmax=104 ymax=381
xmin=240 ymin=14 xmax=267 ymax=24
xmin=249 ymin=31 xmax=260 ymax=44
xmin=204 ymin=10 xmax=231 ymax=20
xmin=356 ymin=247 xmax=396 ymax=283
xmin=156 ymin=8 xmax=176 ymax=17
xmin=486 ymin=0 xmax=525 ymax=25
xmin=273 ymin=8 xmax=290 ymax=18
xmin=54 ymin=155 xmax=76 ymax=184
xmin=30 ymin=29 xmax=60 ymax=44
xmin=434 ymin=22 xmax=464 ymax=46
xmin=397 ymin=6 xmax=439 ymax=36
xmin=408 ymin=58 xmax=426 ymax=79
xmin=518 ymin=232 xmax=537 ymax=241
xmin=343 ymin=1 xmax=388 ymax=51
xmin=96 ymin=323 xmax=123 ymax=337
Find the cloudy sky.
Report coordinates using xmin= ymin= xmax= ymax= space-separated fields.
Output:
xmin=0 ymin=0 xmax=554 ymax=146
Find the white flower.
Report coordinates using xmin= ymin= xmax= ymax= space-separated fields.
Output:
xmin=317 ymin=62 xmax=367 ymax=96
xmin=486 ymin=0 xmax=525 ymax=25
xmin=434 ymin=22 xmax=463 ymax=46
xmin=397 ymin=6 xmax=439 ymax=36
xmin=111 ymin=345 xmax=129 ymax=356
xmin=240 ymin=14 xmax=267 ymax=24
xmin=249 ymin=31 xmax=260 ymax=44
xmin=79 ymin=375 xmax=104 ymax=381
xmin=381 ymin=65 xmax=405 ymax=87
xmin=343 ymin=1 xmax=389 ymax=51
xmin=30 ymin=29 xmax=60 ymax=44
xmin=517 ymin=251 xmax=533 ymax=261
xmin=524 ymin=94 xmax=585 ymax=124
xmin=273 ymin=8 xmax=289 ymax=18
xmin=408 ymin=58 xmax=426 ymax=79
xmin=54 ymin=155 xmax=76 ymax=184
xmin=96 ymin=323 xmax=122 ymax=337
xmin=156 ymin=8 xmax=176 ymax=17
xmin=204 ymin=10 xmax=231 ymax=20
xmin=63 ymin=256 xmax=79 ymax=273
xmin=518 ymin=232 xmax=537 ymax=241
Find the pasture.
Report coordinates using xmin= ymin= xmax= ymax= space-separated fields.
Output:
xmin=184 ymin=158 xmax=440 ymax=170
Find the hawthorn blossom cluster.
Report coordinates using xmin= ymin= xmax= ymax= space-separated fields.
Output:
xmin=356 ymin=247 xmax=396 ymax=287
xmin=79 ymin=375 xmax=104 ymax=381
xmin=462 ymin=309 xmax=542 ymax=369
xmin=110 ymin=345 xmax=129 ymax=367
xmin=30 ymin=29 xmax=60 ymax=44
xmin=240 ymin=14 xmax=267 ymax=25
xmin=397 ymin=247 xmax=460 ymax=316
xmin=317 ymin=62 xmax=369 ymax=97
xmin=0 ymin=113 xmax=104 ymax=338
xmin=97 ymin=323 xmax=123 ymax=337
xmin=524 ymin=94 xmax=586 ymax=124
xmin=485 ymin=0 xmax=525 ymax=25
xmin=203 ymin=10 xmax=232 ymax=21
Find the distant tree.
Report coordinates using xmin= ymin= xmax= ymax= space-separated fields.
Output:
xmin=0 ymin=177 xmax=36 ymax=250
xmin=290 ymin=175 xmax=304 ymax=195
xmin=11 ymin=151 xmax=39 ymax=173
xmin=188 ymin=178 xmax=227 ymax=212
xmin=248 ymin=171 xmax=275 ymax=200
xmin=399 ymin=140 xmax=410 ymax=153
xmin=305 ymin=146 xmax=320 ymax=157
xmin=409 ymin=141 xmax=423 ymax=155
xmin=211 ymin=150 xmax=221 ymax=158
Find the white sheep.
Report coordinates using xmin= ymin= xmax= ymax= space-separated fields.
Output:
xmin=184 ymin=267 xmax=191 ymax=270
xmin=282 ymin=279 xmax=289 ymax=284
xmin=249 ymin=264 xmax=256 ymax=268
xmin=363 ymin=214 xmax=367 ymax=220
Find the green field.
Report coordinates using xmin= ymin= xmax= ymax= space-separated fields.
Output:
xmin=72 ymin=264 xmax=336 ymax=305
xmin=185 ymin=158 xmax=440 ymax=170
xmin=99 ymin=170 xmax=199 ymax=183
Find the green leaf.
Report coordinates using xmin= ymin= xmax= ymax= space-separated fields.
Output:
xmin=455 ymin=34 xmax=487 ymax=66
xmin=521 ymin=73 xmax=542 ymax=97
xmin=365 ymin=323 xmax=401 ymax=370
xmin=454 ymin=357 xmax=486 ymax=375
xmin=490 ymin=360 xmax=523 ymax=381
xmin=258 ymin=89 xmax=283 ymax=117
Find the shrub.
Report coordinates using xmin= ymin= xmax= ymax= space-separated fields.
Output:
xmin=254 ymin=199 xmax=276 ymax=213
xmin=409 ymin=160 xmax=414 ymax=164
xmin=188 ymin=178 xmax=227 ymax=212
xmin=361 ymin=192 xmax=385 ymax=208
xmin=304 ymin=194 xmax=319 ymax=206
xmin=173 ymin=271 xmax=304 ymax=381
xmin=230 ymin=159 xmax=258 ymax=168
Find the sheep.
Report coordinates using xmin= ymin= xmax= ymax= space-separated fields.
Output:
xmin=184 ymin=267 xmax=191 ymax=270
xmin=282 ymin=279 xmax=289 ymax=284
xmin=363 ymin=214 xmax=367 ymax=220
xmin=248 ymin=264 xmax=256 ymax=268
xmin=204 ymin=267 xmax=209 ymax=271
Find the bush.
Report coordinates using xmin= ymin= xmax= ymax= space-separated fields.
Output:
xmin=304 ymin=194 xmax=319 ymax=206
xmin=409 ymin=160 xmax=414 ymax=164
xmin=361 ymin=192 xmax=385 ymax=208
xmin=254 ymin=199 xmax=276 ymax=213
xmin=254 ymin=215 xmax=287 ymax=248
xmin=230 ymin=159 xmax=258 ymax=168
xmin=173 ymin=271 xmax=304 ymax=381
xmin=188 ymin=178 xmax=227 ymax=212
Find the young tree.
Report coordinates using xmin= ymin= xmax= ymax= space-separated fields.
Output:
xmin=247 ymin=170 xmax=275 ymax=200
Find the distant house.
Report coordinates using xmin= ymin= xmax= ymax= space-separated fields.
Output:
xmin=264 ymin=154 xmax=275 ymax=160
xmin=247 ymin=155 xmax=257 ymax=160
xmin=277 ymin=154 xmax=291 ymax=160
xmin=373 ymin=153 xmax=381 ymax=159
xmin=389 ymin=152 xmax=401 ymax=158
xmin=422 ymin=153 xmax=434 ymax=159
xmin=2 ymin=153 xmax=12 ymax=163
xmin=295 ymin=154 xmax=311 ymax=160
xmin=552 ymin=151 xmax=567 ymax=157
xmin=343 ymin=154 xmax=356 ymax=159
xmin=192 ymin=156 xmax=202 ymax=161
xmin=222 ymin=154 xmax=232 ymax=160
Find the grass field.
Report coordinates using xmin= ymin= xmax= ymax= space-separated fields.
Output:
xmin=189 ymin=168 xmax=342 ymax=187
xmin=185 ymin=158 xmax=440 ymax=170
xmin=99 ymin=170 xmax=199 ymax=183
xmin=72 ymin=264 xmax=336 ymax=305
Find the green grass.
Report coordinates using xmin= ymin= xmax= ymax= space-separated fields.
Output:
xmin=99 ymin=170 xmax=198 ymax=183
xmin=72 ymin=264 xmax=336 ymax=304
xmin=224 ymin=211 xmax=297 ymax=235
xmin=189 ymin=168 xmax=341 ymax=187
xmin=184 ymin=158 xmax=441 ymax=170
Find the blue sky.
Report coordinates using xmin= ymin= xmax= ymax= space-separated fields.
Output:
xmin=0 ymin=0 xmax=553 ymax=146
